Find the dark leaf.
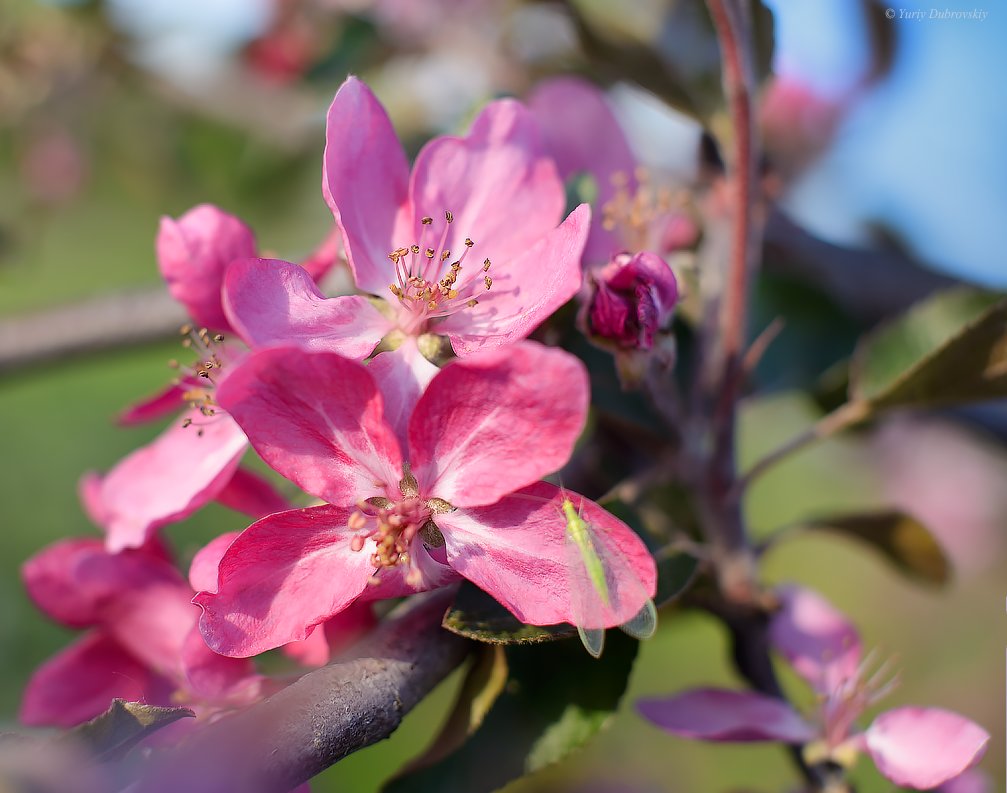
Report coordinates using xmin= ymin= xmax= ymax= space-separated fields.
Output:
xmin=393 ymin=645 xmax=508 ymax=777
xmin=800 ymin=511 xmax=949 ymax=586
xmin=443 ymin=582 xmax=577 ymax=644
xmin=64 ymin=699 xmax=194 ymax=762
xmin=385 ymin=632 xmax=639 ymax=793
xmin=850 ymin=288 xmax=1007 ymax=411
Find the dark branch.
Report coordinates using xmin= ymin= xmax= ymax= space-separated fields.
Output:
xmin=132 ymin=590 xmax=471 ymax=793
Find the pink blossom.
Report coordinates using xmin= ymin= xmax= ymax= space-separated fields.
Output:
xmin=101 ymin=204 xmax=364 ymax=552
xmin=528 ymin=76 xmax=697 ymax=265
xmin=583 ymin=251 xmax=679 ymax=351
xmin=637 ymin=587 xmax=988 ymax=789
xmin=20 ymin=537 xmax=262 ymax=728
xmin=194 ymin=341 xmax=655 ymax=657
xmin=268 ymin=75 xmax=589 ymax=357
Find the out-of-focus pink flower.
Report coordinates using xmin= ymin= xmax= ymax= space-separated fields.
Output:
xmin=20 ymin=537 xmax=262 ymax=728
xmin=583 ymin=251 xmax=678 ymax=351
xmin=873 ymin=416 xmax=1006 ymax=572
xmin=19 ymin=129 xmax=88 ymax=206
xmin=194 ymin=341 xmax=655 ymax=657
xmin=302 ymin=76 xmax=588 ymax=356
xmin=528 ymin=76 xmax=697 ymax=265
xmin=637 ymin=587 xmax=988 ymax=790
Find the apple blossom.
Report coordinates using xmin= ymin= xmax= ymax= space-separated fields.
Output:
xmin=194 ymin=341 xmax=656 ymax=657
xmin=636 ymin=587 xmax=989 ymax=790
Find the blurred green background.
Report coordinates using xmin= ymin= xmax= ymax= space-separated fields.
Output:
xmin=1 ymin=1 xmax=1002 ymax=791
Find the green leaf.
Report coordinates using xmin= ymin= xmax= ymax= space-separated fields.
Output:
xmin=384 ymin=632 xmax=640 ymax=793
xmin=393 ymin=646 xmax=509 ymax=778
xmin=63 ymin=699 xmax=194 ymax=762
xmin=443 ymin=582 xmax=577 ymax=644
xmin=800 ymin=511 xmax=949 ymax=586
xmin=850 ymin=288 xmax=1007 ymax=410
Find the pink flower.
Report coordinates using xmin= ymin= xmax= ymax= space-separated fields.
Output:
xmin=100 ymin=205 xmax=365 ymax=552
xmin=194 ymin=341 xmax=656 ymax=657
xmin=20 ymin=536 xmax=262 ymax=728
xmin=528 ymin=76 xmax=697 ymax=265
xmin=583 ymin=251 xmax=679 ymax=351
xmin=637 ymin=587 xmax=989 ymax=790
xmin=236 ymin=75 xmax=587 ymax=358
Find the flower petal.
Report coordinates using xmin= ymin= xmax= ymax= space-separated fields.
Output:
xmin=22 ymin=538 xmax=114 ymax=627
xmin=216 ymin=347 xmax=402 ymax=506
xmin=409 ymin=342 xmax=587 ymax=507
xmin=528 ymin=77 xmax=637 ymax=263
xmin=281 ymin=603 xmax=377 ymax=667
xmin=409 ymin=98 xmax=564 ymax=268
xmin=100 ymin=412 xmax=248 ymax=552
xmin=157 ymin=204 xmax=257 ymax=332
xmin=180 ymin=626 xmax=262 ymax=704
xmin=437 ymin=481 xmax=655 ymax=627
xmin=223 ymin=258 xmax=392 ymax=358
xmin=322 ymin=76 xmax=411 ymax=296
xmin=20 ymin=632 xmax=174 ymax=728
xmin=117 ymin=383 xmax=186 ymax=426
xmin=189 ymin=532 xmax=240 ymax=593
xmin=193 ymin=505 xmax=377 ymax=657
xmin=214 ymin=467 xmax=289 ymax=519
xmin=637 ymin=688 xmax=817 ymax=744
xmin=439 ymin=204 xmax=589 ymax=356
xmin=368 ymin=340 xmax=439 ymax=449
xmin=768 ymin=585 xmax=861 ymax=693
xmin=865 ymin=707 xmax=990 ymax=789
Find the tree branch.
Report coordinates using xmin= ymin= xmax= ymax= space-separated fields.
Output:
xmin=132 ymin=589 xmax=471 ymax=793
xmin=0 ymin=288 xmax=185 ymax=376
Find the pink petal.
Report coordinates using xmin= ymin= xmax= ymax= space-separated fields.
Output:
xmin=22 ymin=538 xmax=114 ymax=627
xmin=193 ymin=506 xmax=378 ymax=657
xmin=189 ymin=532 xmax=241 ymax=593
xmin=222 ymin=258 xmax=392 ymax=358
xmin=78 ymin=472 xmax=109 ymax=528
xmin=637 ymin=688 xmax=817 ymax=744
xmin=768 ymin=585 xmax=861 ymax=693
xmin=100 ymin=412 xmax=248 ymax=552
xmin=361 ymin=544 xmax=460 ymax=600
xmin=282 ymin=602 xmax=377 ymax=667
xmin=20 ymin=632 xmax=174 ymax=728
xmin=865 ymin=707 xmax=990 ymax=789
xmin=216 ymin=347 xmax=402 ymax=506
xmin=368 ymin=341 xmax=439 ymax=448
xmin=180 ymin=626 xmax=261 ymax=703
xmin=117 ymin=384 xmax=186 ymax=426
xmin=214 ymin=467 xmax=289 ymax=519
xmin=157 ymin=204 xmax=257 ymax=332
xmin=23 ymin=536 xmax=182 ymax=626
xmin=408 ymin=342 xmax=587 ymax=507
xmin=409 ymin=98 xmax=564 ymax=269
xmin=437 ymin=481 xmax=655 ymax=627
xmin=936 ymin=770 xmax=993 ymax=793
xmin=439 ymin=205 xmax=589 ymax=356
xmin=322 ymin=76 xmax=412 ymax=296
xmin=528 ymin=77 xmax=637 ymax=262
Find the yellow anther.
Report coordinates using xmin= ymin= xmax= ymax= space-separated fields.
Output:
xmin=445 ymin=210 xmax=454 ymax=223
xmin=410 ymin=244 xmax=420 ymax=254
xmin=482 ymin=258 xmax=491 ymax=271
xmin=425 ymin=248 xmax=435 ymax=259
xmin=421 ymin=216 xmax=433 ymax=225
xmin=464 ymin=237 xmax=474 ymax=247
xmin=484 ymin=276 xmax=493 ymax=290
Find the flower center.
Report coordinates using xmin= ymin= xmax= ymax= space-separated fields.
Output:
xmin=602 ymin=169 xmax=682 ymax=254
xmin=819 ymin=649 xmax=899 ymax=751
xmin=171 ymin=325 xmax=233 ymax=434
xmin=347 ymin=466 xmax=453 ymax=587
xmin=386 ymin=210 xmax=493 ymax=334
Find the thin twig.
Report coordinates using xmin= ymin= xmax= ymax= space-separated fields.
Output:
xmin=732 ymin=399 xmax=871 ymax=500
xmin=131 ymin=589 xmax=471 ymax=793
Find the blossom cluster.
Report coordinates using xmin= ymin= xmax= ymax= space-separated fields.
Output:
xmin=19 ymin=75 xmax=988 ymax=792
